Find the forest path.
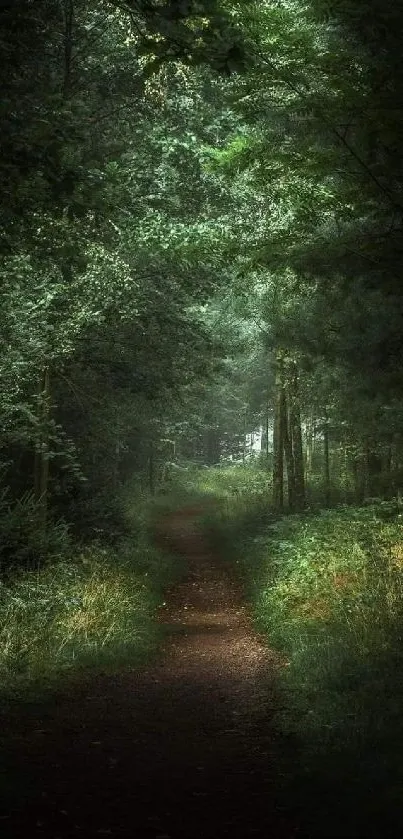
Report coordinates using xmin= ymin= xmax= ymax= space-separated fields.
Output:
xmin=0 ymin=506 xmax=296 ymax=839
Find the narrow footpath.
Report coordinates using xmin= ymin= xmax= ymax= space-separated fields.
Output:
xmin=0 ymin=508 xmax=297 ymax=838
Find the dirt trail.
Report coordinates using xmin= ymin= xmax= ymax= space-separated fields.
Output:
xmin=0 ymin=508 xmax=296 ymax=838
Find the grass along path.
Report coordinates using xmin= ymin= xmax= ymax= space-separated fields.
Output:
xmin=0 ymin=506 xmax=295 ymax=839
xmin=205 ymin=498 xmax=403 ymax=838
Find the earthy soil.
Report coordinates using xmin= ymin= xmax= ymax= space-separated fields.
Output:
xmin=0 ymin=508 xmax=298 ymax=839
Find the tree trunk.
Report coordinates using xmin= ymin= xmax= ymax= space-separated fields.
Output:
xmin=363 ymin=440 xmax=371 ymax=499
xmin=351 ymin=445 xmax=363 ymax=503
xmin=112 ymin=413 xmax=121 ymax=492
xmin=266 ymin=399 xmax=270 ymax=461
xmin=260 ymin=423 xmax=266 ymax=454
xmin=272 ymin=365 xmax=284 ymax=511
xmin=242 ymin=406 xmax=247 ymax=464
xmin=305 ymin=416 xmax=314 ymax=480
xmin=323 ymin=415 xmax=330 ymax=506
xmin=260 ymin=399 xmax=270 ymax=465
xmin=63 ymin=0 xmax=74 ymax=98
xmin=205 ymin=427 xmax=220 ymax=465
xmin=288 ymin=371 xmax=305 ymax=510
xmin=281 ymin=389 xmax=295 ymax=510
xmin=364 ymin=443 xmax=382 ymax=497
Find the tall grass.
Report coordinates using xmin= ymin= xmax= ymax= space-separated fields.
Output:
xmin=0 ymin=538 xmax=184 ymax=701
xmin=182 ymin=463 xmax=274 ymax=538
xmin=0 ymin=483 xmax=187 ymax=701
xmin=192 ymin=463 xmax=272 ymax=501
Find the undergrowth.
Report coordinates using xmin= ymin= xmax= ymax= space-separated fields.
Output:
xmin=201 ymin=475 xmax=403 ymax=838
xmin=0 ymin=487 xmax=185 ymax=703
xmin=191 ymin=463 xmax=272 ymax=502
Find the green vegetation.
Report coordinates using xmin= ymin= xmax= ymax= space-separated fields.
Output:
xmin=2 ymin=1 xmax=403 ymax=831
xmin=0 ymin=494 xmax=186 ymax=701
xmin=201 ymin=468 xmax=403 ymax=837
xmin=3 ymin=0 xmax=403 ymax=553
xmin=192 ymin=463 xmax=271 ymax=501
xmin=0 ymin=548 xmax=149 ymax=689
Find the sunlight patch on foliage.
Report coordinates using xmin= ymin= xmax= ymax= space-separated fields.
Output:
xmin=207 ymin=493 xmax=403 ymax=833
xmin=0 ymin=540 xmax=171 ymax=696
xmin=191 ymin=463 xmax=271 ymax=499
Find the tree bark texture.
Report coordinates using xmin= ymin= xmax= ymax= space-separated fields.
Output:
xmin=272 ymin=363 xmax=284 ymax=512
xmin=288 ymin=370 xmax=305 ymax=510
xmin=323 ymin=416 xmax=330 ymax=506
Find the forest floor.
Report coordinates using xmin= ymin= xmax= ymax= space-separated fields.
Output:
xmin=0 ymin=507 xmax=298 ymax=839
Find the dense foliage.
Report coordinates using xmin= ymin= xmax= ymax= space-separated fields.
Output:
xmin=3 ymin=0 xmax=403 ymax=547
xmin=0 ymin=0 xmax=240 ymax=553
xmin=199 ymin=470 xmax=403 ymax=838
xmin=3 ymin=5 xmax=403 ymax=835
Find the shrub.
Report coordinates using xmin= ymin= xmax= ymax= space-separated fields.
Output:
xmin=0 ymin=489 xmax=71 ymax=570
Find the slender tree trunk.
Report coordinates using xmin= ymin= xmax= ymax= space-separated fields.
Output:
xmin=260 ymin=398 xmax=270 ymax=465
xmin=288 ymin=370 xmax=305 ymax=510
xmin=112 ymin=439 xmax=120 ymax=490
xmin=323 ymin=414 xmax=330 ymax=506
xmin=380 ymin=444 xmax=392 ymax=497
xmin=390 ymin=442 xmax=397 ymax=472
xmin=281 ymin=389 xmax=295 ymax=510
xmin=363 ymin=440 xmax=371 ymax=499
xmin=205 ymin=427 xmax=220 ymax=465
xmin=364 ymin=442 xmax=382 ymax=497
xmin=63 ymin=0 xmax=74 ymax=98
xmin=260 ymin=423 xmax=266 ymax=454
xmin=305 ymin=416 xmax=314 ymax=480
xmin=242 ymin=407 xmax=247 ymax=464
xmin=272 ymin=363 xmax=284 ymax=511
xmin=111 ymin=408 xmax=121 ymax=491
xmin=351 ymin=445 xmax=363 ymax=502
xmin=34 ymin=443 xmax=41 ymax=502
xmin=266 ymin=399 xmax=270 ymax=461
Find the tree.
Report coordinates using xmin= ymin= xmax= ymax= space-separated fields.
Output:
xmin=196 ymin=0 xmax=403 ymax=505
xmin=0 ymin=0 xmax=245 ymax=553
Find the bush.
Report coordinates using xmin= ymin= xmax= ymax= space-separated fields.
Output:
xmin=193 ymin=463 xmax=272 ymax=500
xmin=0 ymin=489 xmax=71 ymax=570
xmin=66 ymin=488 xmax=133 ymax=543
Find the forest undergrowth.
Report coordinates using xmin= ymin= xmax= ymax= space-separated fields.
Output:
xmin=194 ymin=465 xmax=403 ymax=838
xmin=3 ymin=459 xmax=403 ymax=836
xmin=0 ymin=488 xmax=188 ymax=704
